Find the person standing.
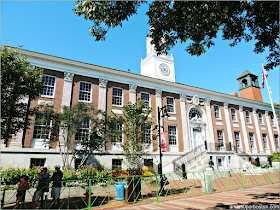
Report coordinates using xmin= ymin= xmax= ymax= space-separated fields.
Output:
xmin=32 ymin=172 xmax=48 ymax=209
xmin=209 ymin=158 xmax=214 ymax=170
xmin=16 ymin=175 xmax=30 ymax=209
xmin=51 ymin=165 xmax=63 ymax=207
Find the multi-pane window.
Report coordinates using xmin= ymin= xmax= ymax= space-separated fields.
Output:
xmin=189 ymin=108 xmax=202 ymax=120
xmin=214 ymin=105 xmax=220 ymax=119
xmin=142 ymin=126 xmax=151 ymax=144
xmin=168 ymin=126 xmax=177 ymax=145
xmin=167 ymin=97 xmax=175 ymax=113
xmin=245 ymin=110 xmax=251 ymax=123
xmin=217 ymin=130 xmax=224 ymax=147
xmin=112 ymin=87 xmax=123 ymax=106
xmin=112 ymin=122 xmax=123 ymax=143
xmin=249 ymin=133 xmax=255 ymax=149
xmin=112 ymin=159 xmax=122 ymax=170
xmin=30 ymin=158 xmax=46 ymax=168
xmin=75 ymin=120 xmax=90 ymax=142
xmin=41 ymin=75 xmax=56 ymax=97
xmin=234 ymin=131 xmax=241 ymax=148
xmin=259 ymin=113 xmax=264 ymax=125
xmin=33 ymin=113 xmax=51 ymax=139
xmin=79 ymin=82 xmax=92 ymax=102
xmin=262 ymin=134 xmax=268 ymax=149
xmin=275 ymin=135 xmax=279 ymax=150
xmin=141 ymin=92 xmax=150 ymax=109
xmin=231 ymin=108 xmax=237 ymax=122
xmin=271 ymin=114 xmax=276 ymax=127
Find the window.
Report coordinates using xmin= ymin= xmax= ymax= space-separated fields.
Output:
xmin=141 ymin=92 xmax=150 ymax=109
xmin=249 ymin=133 xmax=255 ymax=149
xmin=75 ymin=119 xmax=90 ymax=142
xmin=231 ymin=108 xmax=237 ymax=122
xmin=262 ymin=134 xmax=268 ymax=149
xmin=217 ymin=130 xmax=224 ymax=147
xmin=214 ymin=105 xmax=220 ymax=119
xmin=112 ymin=87 xmax=123 ymax=106
xmin=275 ymin=135 xmax=279 ymax=150
xmin=142 ymin=126 xmax=151 ymax=144
xmin=144 ymin=159 xmax=153 ymax=167
xmin=112 ymin=159 xmax=122 ymax=170
xmin=259 ymin=113 xmax=264 ymax=125
xmin=245 ymin=110 xmax=251 ymax=123
xmin=79 ymin=82 xmax=92 ymax=102
xmin=112 ymin=122 xmax=123 ymax=143
xmin=167 ymin=97 xmax=175 ymax=113
xmin=271 ymin=114 xmax=276 ymax=127
xmin=168 ymin=126 xmax=177 ymax=145
xmin=234 ymin=132 xmax=241 ymax=148
xmin=30 ymin=158 xmax=46 ymax=168
xmin=242 ymin=79 xmax=247 ymax=88
xmin=41 ymin=75 xmax=56 ymax=97
xmin=189 ymin=108 xmax=202 ymax=120
xmin=33 ymin=113 xmax=51 ymax=140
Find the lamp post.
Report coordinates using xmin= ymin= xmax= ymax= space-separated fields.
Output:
xmin=157 ymin=105 xmax=170 ymax=192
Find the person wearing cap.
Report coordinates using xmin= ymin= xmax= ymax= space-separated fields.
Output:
xmin=51 ymin=165 xmax=63 ymax=206
xmin=32 ymin=172 xmax=48 ymax=209
xmin=16 ymin=175 xmax=30 ymax=209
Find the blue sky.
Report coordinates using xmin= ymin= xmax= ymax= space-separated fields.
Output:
xmin=1 ymin=1 xmax=279 ymax=104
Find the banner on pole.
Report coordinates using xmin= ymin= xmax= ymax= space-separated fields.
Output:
xmin=160 ymin=132 xmax=167 ymax=152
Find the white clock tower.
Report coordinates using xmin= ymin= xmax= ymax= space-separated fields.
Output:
xmin=141 ymin=37 xmax=175 ymax=82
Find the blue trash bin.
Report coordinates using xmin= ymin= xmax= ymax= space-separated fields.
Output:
xmin=116 ymin=182 xmax=126 ymax=200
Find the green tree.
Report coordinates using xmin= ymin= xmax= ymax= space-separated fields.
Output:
xmin=1 ymin=45 xmax=44 ymax=147
xmin=74 ymin=1 xmax=279 ymax=70
xmin=110 ymin=101 xmax=157 ymax=172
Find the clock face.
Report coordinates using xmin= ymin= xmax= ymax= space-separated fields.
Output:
xmin=159 ymin=63 xmax=170 ymax=76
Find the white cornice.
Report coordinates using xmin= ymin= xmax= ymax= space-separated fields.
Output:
xmin=13 ymin=47 xmax=277 ymax=112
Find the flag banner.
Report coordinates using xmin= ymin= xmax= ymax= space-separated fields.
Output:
xmin=262 ymin=67 xmax=268 ymax=88
xmin=160 ymin=132 xmax=167 ymax=152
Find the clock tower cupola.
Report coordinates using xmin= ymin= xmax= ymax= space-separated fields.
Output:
xmin=141 ymin=37 xmax=175 ymax=82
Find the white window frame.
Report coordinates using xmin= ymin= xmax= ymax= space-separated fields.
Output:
xmin=262 ymin=134 xmax=268 ymax=149
xmin=141 ymin=92 xmax=150 ymax=109
xmin=234 ymin=131 xmax=241 ymax=149
xmin=75 ymin=119 xmax=91 ymax=141
xmin=111 ymin=122 xmax=123 ymax=151
xmin=112 ymin=159 xmax=122 ymax=170
xmin=259 ymin=113 xmax=264 ymax=125
xmin=167 ymin=97 xmax=175 ymax=113
xmin=142 ymin=125 xmax=152 ymax=151
xmin=217 ymin=130 xmax=225 ymax=148
xmin=41 ymin=75 xmax=56 ymax=98
xmin=168 ymin=125 xmax=177 ymax=146
xmin=32 ymin=113 xmax=52 ymax=140
xmin=231 ymin=108 xmax=237 ymax=122
xmin=78 ymin=81 xmax=92 ymax=103
xmin=112 ymin=87 xmax=123 ymax=107
xmin=245 ymin=110 xmax=251 ymax=123
xmin=271 ymin=115 xmax=276 ymax=127
xmin=249 ymin=133 xmax=256 ymax=149
xmin=214 ymin=105 xmax=221 ymax=119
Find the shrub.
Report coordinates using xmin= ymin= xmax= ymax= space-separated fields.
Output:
xmin=267 ymin=152 xmax=279 ymax=162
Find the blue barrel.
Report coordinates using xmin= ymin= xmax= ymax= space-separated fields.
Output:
xmin=116 ymin=182 xmax=126 ymax=200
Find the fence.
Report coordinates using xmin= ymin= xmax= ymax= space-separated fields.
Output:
xmin=1 ymin=166 xmax=279 ymax=209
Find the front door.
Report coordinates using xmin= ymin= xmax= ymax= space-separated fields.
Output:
xmin=217 ymin=157 xmax=225 ymax=170
xmin=193 ymin=127 xmax=202 ymax=148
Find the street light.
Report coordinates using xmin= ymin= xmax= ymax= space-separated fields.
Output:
xmin=157 ymin=105 xmax=170 ymax=192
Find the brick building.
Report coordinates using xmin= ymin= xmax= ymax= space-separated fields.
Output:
xmin=1 ymin=39 xmax=279 ymax=172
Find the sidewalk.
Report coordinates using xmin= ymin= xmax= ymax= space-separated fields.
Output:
xmin=115 ymin=184 xmax=280 ymax=209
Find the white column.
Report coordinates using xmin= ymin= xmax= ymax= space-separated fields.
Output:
xmin=180 ymin=94 xmax=189 ymax=151
xmin=129 ymin=84 xmax=137 ymax=104
xmin=98 ymin=79 xmax=108 ymax=112
xmin=61 ymin=72 xmax=74 ymax=109
xmin=239 ymin=106 xmax=250 ymax=153
xmin=223 ymin=103 xmax=234 ymax=148
xmin=265 ymin=110 xmax=276 ymax=152
xmin=205 ymin=99 xmax=215 ymax=150
xmin=155 ymin=90 xmax=163 ymax=132
xmin=253 ymin=108 xmax=264 ymax=153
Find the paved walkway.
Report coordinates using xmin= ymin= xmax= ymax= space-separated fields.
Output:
xmin=115 ymin=184 xmax=280 ymax=209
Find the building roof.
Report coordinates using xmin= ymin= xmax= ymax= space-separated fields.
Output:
xmin=237 ymin=70 xmax=257 ymax=80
